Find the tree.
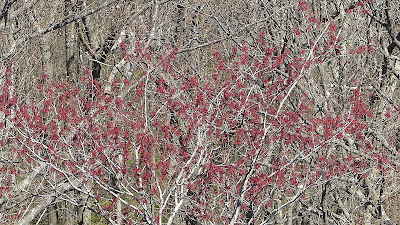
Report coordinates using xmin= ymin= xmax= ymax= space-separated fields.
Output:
xmin=0 ymin=0 xmax=399 ymax=224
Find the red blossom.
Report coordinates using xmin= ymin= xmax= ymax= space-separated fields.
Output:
xmin=299 ymin=1 xmax=308 ymax=11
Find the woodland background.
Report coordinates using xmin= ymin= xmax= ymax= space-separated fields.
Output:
xmin=0 ymin=0 xmax=400 ymax=224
